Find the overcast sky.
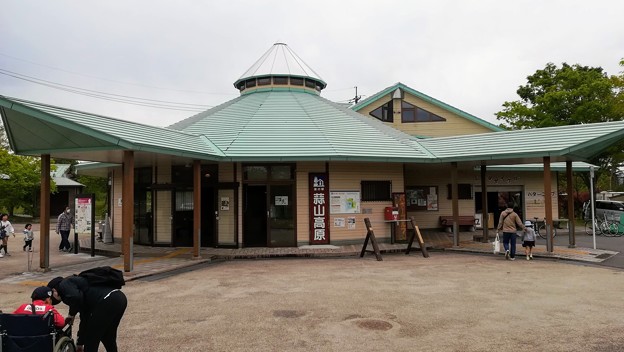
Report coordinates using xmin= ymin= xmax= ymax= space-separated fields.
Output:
xmin=1 ymin=0 xmax=623 ymax=127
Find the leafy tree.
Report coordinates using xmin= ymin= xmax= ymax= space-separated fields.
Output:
xmin=76 ymin=174 xmax=109 ymax=218
xmin=496 ymin=61 xmax=624 ymax=192
xmin=0 ymin=123 xmax=57 ymax=216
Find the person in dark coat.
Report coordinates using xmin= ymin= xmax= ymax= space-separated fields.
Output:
xmin=48 ymin=275 xmax=127 ymax=352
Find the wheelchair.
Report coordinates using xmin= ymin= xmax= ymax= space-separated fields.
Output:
xmin=0 ymin=311 xmax=76 ymax=352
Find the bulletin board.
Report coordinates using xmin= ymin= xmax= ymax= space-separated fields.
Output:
xmin=406 ymin=186 xmax=438 ymax=211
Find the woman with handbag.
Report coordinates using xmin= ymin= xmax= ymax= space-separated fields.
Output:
xmin=496 ymin=202 xmax=526 ymax=260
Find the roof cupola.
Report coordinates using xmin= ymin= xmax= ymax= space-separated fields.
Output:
xmin=234 ymin=43 xmax=327 ymax=94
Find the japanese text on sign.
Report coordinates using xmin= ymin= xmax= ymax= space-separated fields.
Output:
xmin=309 ymin=173 xmax=330 ymax=244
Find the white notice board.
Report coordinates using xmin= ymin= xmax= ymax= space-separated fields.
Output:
xmin=330 ymin=191 xmax=361 ymax=214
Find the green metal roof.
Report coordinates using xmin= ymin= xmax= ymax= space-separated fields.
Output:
xmin=170 ymin=88 xmax=433 ymax=162
xmin=2 ymin=93 xmax=624 ymax=166
xmin=478 ymin=162 xmax=597 ymax=172
xmin=0 ymin=96 xmax=224 ymax=160
xmin=418 ymin=121 xmax=624 ymax=162
xmin=351 ymin=82 xmax=504 ymax=132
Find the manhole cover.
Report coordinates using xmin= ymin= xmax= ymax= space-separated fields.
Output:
xmin=273 ymin=310 xmax=306 ymax=318
xmin=355 ymin=319 xmax=393 ymax=331
xmin=595 ymin=253 xmax=613 ymax=259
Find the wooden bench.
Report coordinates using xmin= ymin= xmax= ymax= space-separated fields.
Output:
xmin=439 ymin=216 xmax=476 ymax=232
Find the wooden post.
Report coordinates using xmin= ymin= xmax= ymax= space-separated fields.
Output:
xmin=193 ymin=160 xmax=201 ymax=259
xmin=451 ymin=162 xmax=459 ymax=247
xmin=481 ymin=163 xmax=489 ymax=243
xmin=360 ymin=218 xmax=382 ymax=261
xmin=543 ymin=156 xmax=554 ymax=253
xmin=406 ymin=216 xmax=429 ymax=258
xmin=39 ymin=154 xmax=50 ymax=271
xmin=122 ymin=151 xmax=134 ymax=272
xmin=566 ymin=161 xmax=575 ymax=248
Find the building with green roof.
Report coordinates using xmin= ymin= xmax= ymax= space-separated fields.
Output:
xmin=1 ymin=43 xmax=623 ymax=271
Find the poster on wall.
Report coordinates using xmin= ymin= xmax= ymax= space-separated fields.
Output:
xmin=347 ymin=217 xmax=356 ymax=230
xmin=334 ymin=218 xmax=345 ymax=227
xmin=329 ymin=191 xmax=361 ymax=214
xmin=220 ymin=197 xmax=230 ymax=211
xmin=309 ymin=173 xmax=330 ymax=245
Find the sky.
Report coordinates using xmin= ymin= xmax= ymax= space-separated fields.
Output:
xmin=1 ymin=0 xmax=623 ymax=127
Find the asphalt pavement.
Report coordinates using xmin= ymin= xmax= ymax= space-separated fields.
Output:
xmin=549 ymin=228 xmax=624 ymax=268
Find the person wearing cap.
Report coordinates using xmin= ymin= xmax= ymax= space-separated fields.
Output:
xmin=522 ymin=220 xmax=537 ymax=260
xmin=48 ymin=275 xmax=127 ymax=352
xmin=13 ymin=286 xmax=65 ymax=328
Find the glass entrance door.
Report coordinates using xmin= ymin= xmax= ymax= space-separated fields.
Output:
xmin=269 ymin=185 xmax=295 ymax=247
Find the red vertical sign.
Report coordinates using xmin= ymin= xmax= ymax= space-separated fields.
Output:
xmin=309 ymin=173 xmax=330 ymax=245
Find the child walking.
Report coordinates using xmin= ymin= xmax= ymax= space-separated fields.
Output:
xmin=23 ymin=223 xmax=34 ymax=252
xmin=0 ymin=213 xmax=15 ymax=257
xmin=522 ymin=220 xmax=536 ymax=260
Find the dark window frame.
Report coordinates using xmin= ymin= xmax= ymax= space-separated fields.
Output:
xmin=290 ymin=77 xmax=304 ymax=86
xmin=361 ymin=181 xmax=392 ymax=201
xmin=369 ymin=100 xmax=393 ymax=122
xmin=273 ymin=76 xmax=288 ymax=85
xmin=401 ymin=100 xmax=446 ymax=123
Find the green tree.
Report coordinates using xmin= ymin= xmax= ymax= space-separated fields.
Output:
xmin=496 ymin=61 xmax=624 ymax=192
xmin=0 ymin=123 xmax=57 ymax=216
xmin=76 ymin=174 xmax=109 ymax=218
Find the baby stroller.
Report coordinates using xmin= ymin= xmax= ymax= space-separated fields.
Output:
xmin=0 ymin=310 xmax=76 ymax=352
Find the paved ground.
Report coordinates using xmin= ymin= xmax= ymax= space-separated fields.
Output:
xmin=1 ymin=223 xmax=623 ymax=351
xmin=2 ymin=253 xmax=624 ymax=352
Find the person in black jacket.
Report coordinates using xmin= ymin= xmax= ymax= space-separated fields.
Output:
xmin=47 ymin=275 xmax=127 ymax=352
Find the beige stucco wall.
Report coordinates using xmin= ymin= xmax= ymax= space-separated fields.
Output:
xmin=405 ymin=164 xmax=559 ymax=229
xmin=296 ymin=161 xmax=404 ymax=244
xmin=355 ymin=92 xmax=494 ymax=137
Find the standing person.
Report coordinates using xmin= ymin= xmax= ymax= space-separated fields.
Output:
xmin=522 ymin=220 xmax=536 ymax=260
xmin=56 ymin=206 xmax=73 ymax=252
xmin=48 ymin=274 xmax=127 ymax=352
xmin=13 ymin=286 xmax=65 ymax=328
xmin=23 ymin=223 xmax=34 ymax=252
xmin=0 ymin=213 xmax=15 ymax=257
xmin=497 ymin=202 xmax=526 ymax=261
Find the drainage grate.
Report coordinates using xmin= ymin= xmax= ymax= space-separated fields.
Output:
xmin=595 ymin=253 xmax=613 ymax=259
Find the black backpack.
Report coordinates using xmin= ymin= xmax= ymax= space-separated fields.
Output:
xmin=78 ymin=266 xmax=125 ymax=289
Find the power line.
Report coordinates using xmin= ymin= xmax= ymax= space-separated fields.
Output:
xmin=0 ymin=52 xmax=237 ymax=96
xmin=0 ymin=68 xmax=213 ymax=112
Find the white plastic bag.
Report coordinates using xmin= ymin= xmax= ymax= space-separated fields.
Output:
xmin=492 ymin=233 xmax=500 ymax=254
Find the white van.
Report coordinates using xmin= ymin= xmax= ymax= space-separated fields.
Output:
xmin=587 ymin=200 xmax=624 ymax=222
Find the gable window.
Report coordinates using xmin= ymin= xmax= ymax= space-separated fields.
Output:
xmin=369 ymin=101 xmax=393 ymax=122
xmin=401 ymin=101 xmax=446 ymax=123
xmin=361 ymin=181 xmax=392 ymax=201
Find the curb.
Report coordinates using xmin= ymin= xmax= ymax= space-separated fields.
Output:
xmin=444 ymin=247 xmax=617 ymax=263
xmin=123 ymin=258 xmax=213 ymax=282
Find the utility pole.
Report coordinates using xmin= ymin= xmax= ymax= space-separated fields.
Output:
xmin=349 ymin=86 xmax=362 ymax=105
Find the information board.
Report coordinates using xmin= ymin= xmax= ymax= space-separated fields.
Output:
xmin=330 ymin=191 xmax=361 ymax=214
xmin=75 ymin=197 xmax=93 ymax=233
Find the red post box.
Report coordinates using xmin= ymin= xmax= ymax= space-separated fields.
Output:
xmin=384 ymin=207 xmax=399 ymax=221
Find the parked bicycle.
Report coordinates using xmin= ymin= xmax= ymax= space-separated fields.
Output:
xmin=530 ymin=217 xmax=557 ymax=239
xmin=585 ymin=214 xmax=623 ymax=237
